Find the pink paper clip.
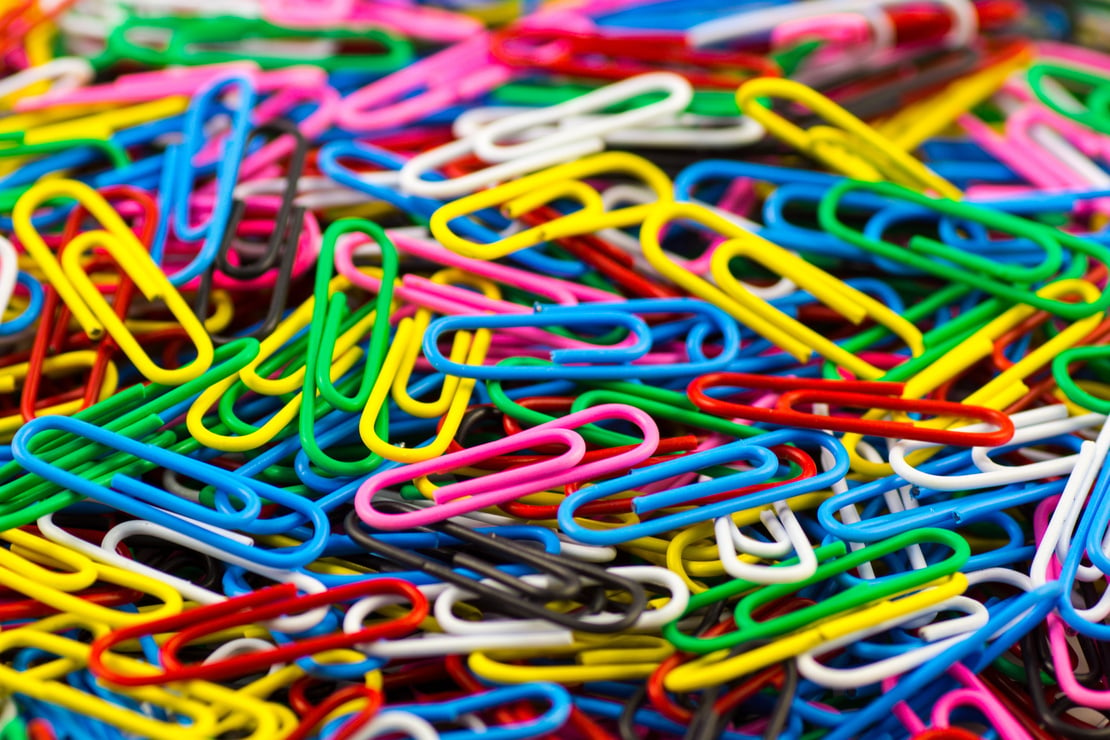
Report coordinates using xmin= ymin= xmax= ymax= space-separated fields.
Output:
xmin=1037 ymin=40 xmax=1110 ymax=74
xmin=333 ymin=0 xmax=659 ymax=131
xmin=771 ymin=13 xmax=875 ymax=68
xmin=14 ymin=62 xmax=260 ymax=110
xmin=961 ymin=88 xmax=1110 ymax=209
xmin=355 ymin=404 xmax=659 ymax=530
xmin=336 ymin=34 xmax=513 ymax=133
xmin=261 ymin=0 xmax=483 ymax=43
xmin=930 ymin=665 xmax=1032 ymax=740
xmin=888 ymin=664 xmax=1031 ymax=740
xmin=261 ymin=0 xmax=354 ymax=25
xmin=1044 ymin=613 xmax=1110 ymax=710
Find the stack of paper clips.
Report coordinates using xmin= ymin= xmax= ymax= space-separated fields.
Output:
xmin=11 ymin=0 xmax=1110 ymax=738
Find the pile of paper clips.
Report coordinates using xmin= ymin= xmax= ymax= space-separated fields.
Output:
xmin=12 ymin=0 xmax=1110 ymax=738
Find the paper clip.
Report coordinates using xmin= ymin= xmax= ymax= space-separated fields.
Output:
xmin=195 ymin=118 xmax=309 ymax=344
xmin=356 ymin=403 xmax=659 ymax=530
xmin=157 ymin=71 xmax=257 ymax=286
xmin=558 ymin=428 xmax=846 ymax=545
xmin=662 ymin=530 xmax=969 ymax=690
xmin=686 ymin=0 xmax=980 ymax=50
xmin=421 ymin=298 xmax=738 ymax=381
xmin=0 ymin=57 xmax=92 ymax=108
xmin=336 ymin=34 xmax=513 ymax=133
xmin=640 ymin=200 xmax=923 ymax=379
xmin=262 ymin=0 xmax=485 ymax=42
xmin=490 ymin=27 xmax=780 ymax=88
xmin=13 ymin=62 xmax=258 ymax=110
xmin=104 ymin=14 xmax=413 ymax=72
xmin=819 ymin=180 xmax=1110 ymax=320
xmin=798 ymin=596 xmax=988 ymax=690
xmin=363 ymin=685 xmax=572 ymax=740
xmin=429 ymin=151 xmax=673 ymax=260
xmin=12 ymin=179 xmax=214 ymax=386
xmin=688 ymin=372 xmax=1015 ymax=445
xmin=0 ymin=618 xmax=295 ymax=740
xmin=12 ymin=415 xmax=330 ymax=569
xmin=400 ymin=72 xmax=691 ymax=200
xmin=468 ymin=635 xmax=675 ymax=685
xmin=0 ymin=527 xmax=183 ymax=628
xmin=735 ymin=78 xmax=962 ymax=199
xmin=88 ymin=578 xmax=426 ymax=686
xmin=345 ymin=509 xmax=650 ymax=634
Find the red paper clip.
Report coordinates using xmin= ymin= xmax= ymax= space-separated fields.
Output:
xmin=687 ymin=373 xmax=1015 ymax=446
xmin=490 ymin=27 xmax=781 ymax=89
xmin=88 ymin=579 xmax=427 ymax=686
xmin=286 ymin=684 xmax=383 ymax=740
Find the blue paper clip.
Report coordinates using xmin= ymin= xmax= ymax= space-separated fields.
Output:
xmin=12 ymin=416 xmax=329 ymax=569
xmin=559 ymin=429 xmax=847 ymax=545
xmin=154 ymin=72 xmax=258 ymax=286
xmin=423 ymin=298 xmax=741 ymax=381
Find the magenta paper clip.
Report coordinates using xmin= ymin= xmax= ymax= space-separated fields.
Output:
xmin=261 ymin=0 xmax=483 ymax=42
xmin=1037 ymin=40 xmax=1110 ymax=74
xmin=336 ymin=34 xmax=513 ymax=132
xmin=961 ymin=99 xmax=1110 ymax=205
xmin=355 ymin=404 xmax=659 ymax=530
xmin=332 ymin=0 xmax=666 ymax=130
xmin=14 ymin=62 xmax=259 ymax=110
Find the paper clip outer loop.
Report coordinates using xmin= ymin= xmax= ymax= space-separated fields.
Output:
xmin=356 ymin=403 xmax=660 ymax=530
xmin=640 ymin=200 xmax=921 ymax=379
xmin=735 ymin=77 xmax=962 ymax=199
xmin=688 ymin=372 xmax=1015 ymax=446
xmin=557 ymin=428 xmax=847 ymax=545
xmin=87 ymin=578 xmax=426 ymax=687
xmin=429 ymin=152 xmax=673 ymax=260
xmin=13 ymin=179 xmax=214 ymax=386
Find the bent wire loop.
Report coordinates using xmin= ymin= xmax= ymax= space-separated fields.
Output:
xmin=818 ymin=179 xmax=1110 ymax=319
xmin=421 ymin=298 xmax=740 ymax=380
xmin=557 ymin=428 xmax=848 ymax=545
xmin=355 ymin=403 xmax=660 ymax=530
xmin=639 ymin=199 xmax=925 ymax=379
xmin=345 ymin=508 xmax=649 ymax=634
xmin=12 ymin=415 xmax=330 ymax=569
xmin=13 ymin=179 xmax=214 ymax=386
xmin=87 ymin=578 xmax=427 ymax=686
xmin=687 ymin=372 xmax=1016 ymax=445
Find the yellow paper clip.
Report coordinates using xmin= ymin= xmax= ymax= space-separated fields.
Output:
xmin=20 ymin=97 xmax=189 ymax=145
xmin=876 ymin=43 xmax=1034 ymax=151
xmin=641 ymin=201 xmax=923 ymax=379
xmin=14 ymin=179 xmax=213 ymax=386
xmin=360 ymin=272 xmax=492 ymax=463
xmin=187 ymin=276 xmax=376 ymax=452
xmin=430 ymin=152 xmax=674 ymax=260
xmin=0 ymin=528 xmax=183 ymax=628
xmin=736 ymin=77 xmax=962 ymax=199
xmin=469 ymin=635 xmax=675 ymax=684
